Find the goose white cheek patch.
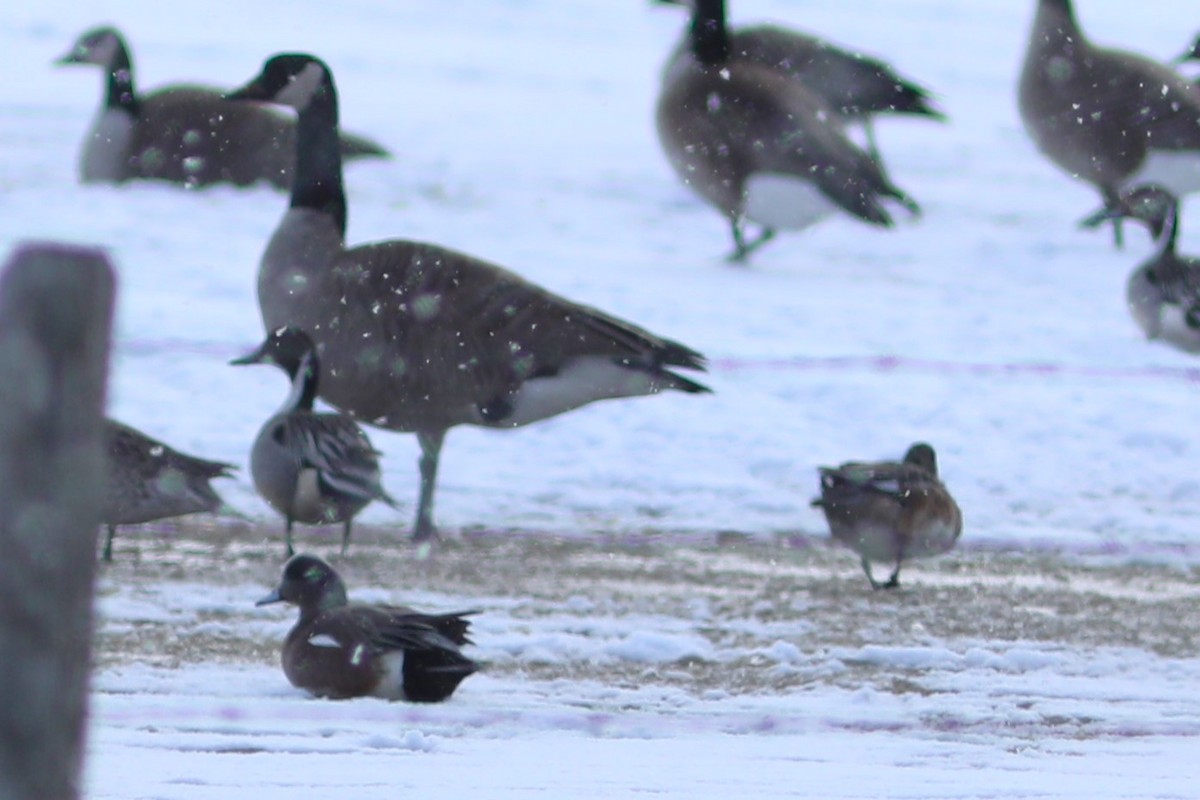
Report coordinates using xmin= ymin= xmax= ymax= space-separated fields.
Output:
xmin=274 ymin=62 xmax=327 ymax=110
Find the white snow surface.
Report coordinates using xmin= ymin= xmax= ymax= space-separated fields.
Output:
xmin=2 ymin=0 xmax=1200 ymax=797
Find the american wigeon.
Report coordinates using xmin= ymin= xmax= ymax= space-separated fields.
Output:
xmin=257 ymin=554 xmax=479 ymax=702
xmin=231 ymin=326 xmax=399 ymax=557
xmin=812 ymin=443 xmax=963 ymax=590
xmin=655 ymin=0 xmax=920 ymax=261
xmin=1082 ymin=185 xmax=1200 ymax=353
xmin=55 ymin=26 xmax=387 ymax=188
xmin=103 ymin=419 xmax=236 ymax=562
xmin=225 ymin=53 xmax=711 ymax=541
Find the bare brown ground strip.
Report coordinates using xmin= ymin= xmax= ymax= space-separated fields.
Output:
xmin=93 ymin=520 xmax=1200 ymax=693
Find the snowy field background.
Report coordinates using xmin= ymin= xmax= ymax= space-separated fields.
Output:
xmin=2 ymin=0 xmax=1199 ymax=797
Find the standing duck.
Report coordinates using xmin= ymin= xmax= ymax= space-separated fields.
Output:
xmin=257 ymin=554 xmax=478 ymax=702
xmin=655 ymin=0 xmax=920 ymax=261
xmin=656 ymin=0 xmax=945 ymax=161
xmin=231 ymin=326 xmax=398 ymax=557
xmin=225 ymin=53 xmax=711 ymax=542
xmin=1082 ymin=185 xmax=1200 ymax=353
xmin=812 ymin=443 xmax=963 ymax=590
xmin=55 ymin=26 xmax=388 ymax=188
xmin=1018 ymin=1 xmax=1200 ymax=216
xmin=103 ymin=419 xmax=236 ymax=562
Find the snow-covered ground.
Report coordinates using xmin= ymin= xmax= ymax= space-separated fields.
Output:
xmin=2 ymin=0 xmax=1199 ymax=797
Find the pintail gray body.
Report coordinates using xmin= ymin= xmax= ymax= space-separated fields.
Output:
xmin=232 ymin=326 xmax=398 ymax=557
xmin=1082 ymin=185 xmax=1200 ymax=353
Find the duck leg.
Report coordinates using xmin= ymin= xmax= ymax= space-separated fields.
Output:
xmin=881 ymin=562 xmax=902 ymax=590
xmin=102 ymin=524 xmax=117 ymax=563
xmin=860 ymin=556 xmax=883 ymax=590
xmin=414 ymin=429 xmax=446 ymax=542
xmin=728 ymin=221 xmax=776 ymax=263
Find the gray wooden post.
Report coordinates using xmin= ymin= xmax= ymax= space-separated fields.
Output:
xmin=0 ymin=243 xmax=115 ymax=800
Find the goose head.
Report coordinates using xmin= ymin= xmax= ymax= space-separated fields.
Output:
xmin=225 ymin=53 xmax=332 ymax=111
xmin=55 ymin=26 xmax=125 ymax=68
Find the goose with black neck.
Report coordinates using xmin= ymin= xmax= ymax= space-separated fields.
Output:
xmin=225 ymin=54 xmax=712 ymax=543
xmin=655 ymin=0 xmax=920 ymax=261
xmin=56 ymin=26 xmax=389 ymax=189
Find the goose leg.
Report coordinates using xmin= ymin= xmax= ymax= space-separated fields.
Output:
xmin=341 ymin=519 xmax=353 ymax=555
xmin=1101 ymin=186 xmax=1124 ymax=249
xmin=863 ymin=119 xmax=882 ymax=163
xmin=728 ymin=219 xmax=776 ymax=262
xmin=103 ymin=524 xmax=117 ymax=563
xmin=284 ymin=518 xmax=296 ymax=558
xmin=414 ymin=429 xmax=446 ymax=542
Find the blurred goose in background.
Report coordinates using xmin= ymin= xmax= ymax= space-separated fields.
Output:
xmin=655 ymin=0 xmax=945 ymax=161
xmin=655 ymin=0 xmax=920 ymax=261
xmin=812 ymin=443 xmax=962 ymax=590
xmin=103 ymin=419 xmax=236 ymax=562
xmin=1082 ymin=185 xmax=1200 ymax=354
xmin=225 ymin=53 xmax=711 ymax=542
xmin=232 ymin=326 xmax=398 ymax=557
xmin=257 ymin=554 xmax=478 ymax=702
xmin=1171 ymin=33 xmax=1200 ymax=72
xmin=1019 ymin=0 xmax=1200 ymax=234
xmin=55 ymin=26 xmax=388 ymax=188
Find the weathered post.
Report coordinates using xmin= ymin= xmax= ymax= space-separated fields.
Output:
xmin=0 ymin=243 xmax=115 ymax=800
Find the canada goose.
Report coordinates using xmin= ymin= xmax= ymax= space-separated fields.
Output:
xmin=257 ymin=554 xmax=478 ymax=702
xmin=656 ymin=0 xmax=945 ymax=161
xmin=655 ymin=0 xmax=920 ymax=261
xmin=231 ymin=326 xmax=399 ymax=557
xmin=103 ymin=419 xmax=236 ymax=562
xmin=1019 ymin=1 xmax=1200 ymax=213
xmin=812 ymin=443 xmax=963 ymax=590
xmin=55 ymin=26 xmax=389 ymax=188
xmin=225 ymin=53 xmax=711 ymax=542
xmin=1081 ymin=185 xmax=1200 ymax=353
